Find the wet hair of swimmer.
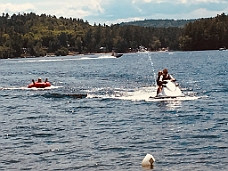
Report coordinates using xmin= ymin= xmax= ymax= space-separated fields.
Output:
xmin=163 ymin=68 xmax=168 ymax=74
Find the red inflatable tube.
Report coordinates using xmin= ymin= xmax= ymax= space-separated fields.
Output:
xmin=28 ymin=82 xmax=51 ymax=88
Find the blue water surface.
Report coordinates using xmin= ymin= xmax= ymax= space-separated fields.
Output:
xmin=0 ymin=50 xmax=227 ymax=170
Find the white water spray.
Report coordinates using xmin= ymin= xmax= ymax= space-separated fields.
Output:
xmin=146 ymin=52 xmax=157 ymax=85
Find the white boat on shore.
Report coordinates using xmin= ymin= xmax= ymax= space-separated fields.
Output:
xmin=219 ymin=47 xmax=226 ymax=51
xmin=138 ymin=46 xmax=148 ymax=52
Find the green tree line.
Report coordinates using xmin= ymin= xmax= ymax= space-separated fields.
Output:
xmin=0 ymin=12 xmax=182 ymax=58
xmin=120 ymin=19 xmax=195 ymax=28
xmin=0 ymin=12 xmax=228 ymax=58
xmin=179 ymin=13 xmax=228 ymax=51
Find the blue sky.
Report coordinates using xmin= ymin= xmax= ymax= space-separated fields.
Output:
xmin=0 ymin=0 xmax=228 ymax=25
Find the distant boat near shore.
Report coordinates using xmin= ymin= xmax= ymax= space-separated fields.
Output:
xmin=219 ymin=47 xmax=226 ymax=51
xmin=138 ymin=45 xmax=148 ymax=52
xmin=111 ymin=50 xmax=123 ymax=58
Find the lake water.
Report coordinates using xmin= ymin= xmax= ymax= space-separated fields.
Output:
xmin=0 ymin=50 xmax=227 ymax=170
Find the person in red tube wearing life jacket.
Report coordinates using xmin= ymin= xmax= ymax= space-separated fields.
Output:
xmin=28 ymin=77 xmax=51 ymax=88
xmin=156 ymin=68 xmax=176 ymax=96
xmin=37 ymin=78 xmax=42 ymax=82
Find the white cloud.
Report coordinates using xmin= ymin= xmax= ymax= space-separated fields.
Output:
xmin=145 ymin=8 xmax=225 ymax=20
xmin=135 ymin=0 xmax=225 ymax=4
xmin=183 ymin=8 xmax=224 ymax=18
xmin=105 ymin=17 xmax=145 ymax=25
xmin=0 ymin=0 xmax=227 ymax=25
xmin=145 ymin=0 xmax=166 ymax=3
xmin=0 ymin=0 xmax=105 ymax=18
xmin=0 ymin=3 xmax=34 ymax=13
xmin=65 ymin=0 xmax=105 ymax=13
xmin=179 ymin=0 xmax=225 ymax=3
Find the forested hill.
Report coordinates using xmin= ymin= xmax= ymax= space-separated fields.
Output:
xmin=0 ymin=12 xmax=183 ymax=58
xmin=0 ymin=12 xmax=228 ymax=59
xmin=120 ymin=19 xmax=195 ymax=28
xmin=179 ymin=13 xmax=228 ymax=51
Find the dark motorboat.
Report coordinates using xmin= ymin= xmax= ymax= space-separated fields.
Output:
xmin=114 ymin=53 xmax=123 ymax=58
xmin=111 ymin=50 xmax=123 ymax=58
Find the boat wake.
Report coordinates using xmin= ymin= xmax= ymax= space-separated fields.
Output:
xmin=1 ymin=85 xmax=200 ymax=102
xmin=87 ymin=86 xmax=155 ymax=100
xmin=0 ymin=85 xmax=61 ymax=90
xmin=97 ymin=55 xmax=116 ymax=59
xmin=16 ymin=55 xmax=117 ymax=63
xmin=86 ymin=86 xmax=200 ymax=102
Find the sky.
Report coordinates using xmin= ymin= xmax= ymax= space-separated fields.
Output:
xmin=0 ymin=0 xmax=228 ymax=25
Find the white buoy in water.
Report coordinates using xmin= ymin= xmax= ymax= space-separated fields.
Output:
xmin=141 ymin=154 xmax=155 ymax=168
